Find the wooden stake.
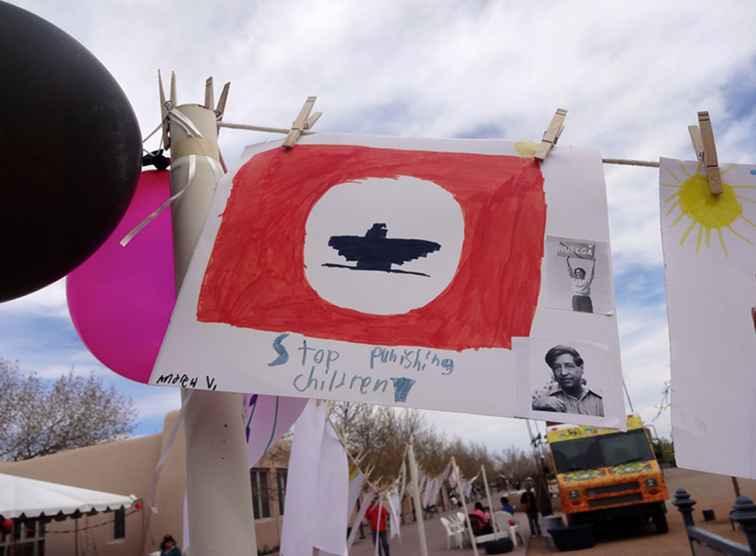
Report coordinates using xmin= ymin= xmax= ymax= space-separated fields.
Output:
xmin=481 ymin=465 xmax=499 ymax=535
xmin=408 ymin=443 xmax=430 ymax=556
xmin=733 ymin=476 xmax=742 ymax=498
xmin=453 ymin=458 xmax=479 ymax=556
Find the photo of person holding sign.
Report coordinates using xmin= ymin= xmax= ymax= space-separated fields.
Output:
xmin=564 ymin=242 xmax=596 ymax=313
xmin=540 ymin=236 xmax=612 ymax=316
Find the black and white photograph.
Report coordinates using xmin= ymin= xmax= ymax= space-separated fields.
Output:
xmin=517 ymin=336 xmax=624 ymax=425
xmin=540 ymin=235 xmax=613 ymax=315
xmin=531 ymin=344 xmax=604 ymax=416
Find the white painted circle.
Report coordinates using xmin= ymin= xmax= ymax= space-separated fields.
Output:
xmin=304 ymin=176 xmax=465 ymax=315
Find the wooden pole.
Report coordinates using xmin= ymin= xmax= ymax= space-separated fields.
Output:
xmin=481 ymin=465 xmax=499 ymax=535
xmin=453 ymin=458 xmax=479 ymax=556
xmin=168 ymin=97 xmax=256 ymax=554
xmin=407 ymin=443 xmax=429 ymax=556
xmin=74 ymin=517 xmax=79 ymax=556
xmin=733 ymin=476 xmax=742 ymax=498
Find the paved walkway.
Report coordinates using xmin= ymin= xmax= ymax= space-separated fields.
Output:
xmin=348 ymin=511 xmax=530 ymax=556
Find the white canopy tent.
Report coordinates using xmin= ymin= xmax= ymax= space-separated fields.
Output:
xmin=0 ymin=473 xmax=136 ymax=519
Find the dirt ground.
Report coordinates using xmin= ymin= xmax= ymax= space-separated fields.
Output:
xmin=525 ymin=467 xmax=756 ymax=555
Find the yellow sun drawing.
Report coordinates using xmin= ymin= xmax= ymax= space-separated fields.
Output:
xmin=663 ymin=161 xmax=756 ymax=255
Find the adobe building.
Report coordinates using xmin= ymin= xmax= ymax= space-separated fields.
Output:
xmin=0 ymin=411 xmax=288 ymax=555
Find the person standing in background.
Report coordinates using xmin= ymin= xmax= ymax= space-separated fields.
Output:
xmin=159 ymin=535 xmax=181 ymax=556
xmin=366 ymin=497 xmax=391 ymax=556
xmin=520 ymin=484 xmax=541 ymax=536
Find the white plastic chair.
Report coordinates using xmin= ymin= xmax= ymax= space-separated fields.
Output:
xmin=494 ymin=511 xmax=522 ymax=548
xmin=439 ymin=516 xmax=464 ymax=549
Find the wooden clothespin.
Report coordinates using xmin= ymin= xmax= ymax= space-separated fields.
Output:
xmin=534 ymin=108 xmax=567 ymax=161
xmin=204 ymin=77 xmax=214 ymax=110
xmin=157 ymin=70 xmax=178 ymax=149
xmin=212 ymin=80 xmax=231 ymax=173
xmin=158 ymin=70 xmax=170 ymax=149
xmin=215 ymin=82 xmax=230 ymax=121
xmin=283 ymin=96 xmax=320 ymax=148
xmin=688 ymin=111 xmax=722 ymax=195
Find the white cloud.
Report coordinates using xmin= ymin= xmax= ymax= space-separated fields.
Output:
xmin=35 ymin=356 xmax=111 ymax=379
xmin=133 ymin=388 xmax=182 ymax=420
xmin=5 ymin=0 xmax=755 ymax=447
xmin=0 ymin=280 xmax=68 ymax=318
xmin=422 ymin=410 xmax=533 ymax=454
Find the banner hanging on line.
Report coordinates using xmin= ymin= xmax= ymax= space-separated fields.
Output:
xmin=660 ymin=157 xmax=756 ymax=480
xmin=152 ymin=133 xmax=625 ymax=427
xmin=280 ymin=400 xmax=348 ymax=556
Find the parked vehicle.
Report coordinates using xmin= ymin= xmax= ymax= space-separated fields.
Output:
xmin=546 ymin=415 xmax=669 ymax=533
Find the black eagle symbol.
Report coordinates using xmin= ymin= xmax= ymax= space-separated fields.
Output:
xmin=323 ymin=223 xmax=441 ymax=277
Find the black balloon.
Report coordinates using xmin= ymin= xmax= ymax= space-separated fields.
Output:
xmin=0 ymin=1 xmax=141 ymax=302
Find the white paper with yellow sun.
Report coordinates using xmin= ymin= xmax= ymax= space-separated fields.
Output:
xmin=660 ymin=157 xmax=756 ymax=480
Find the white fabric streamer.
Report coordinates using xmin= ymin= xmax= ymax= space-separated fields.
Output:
xmin=346 ymin=491 xmax=373 ymax=551
xmin=120 ymin=154 xmax=223 ymax=246
xmin=280 ymin=401 xmax=348 ymax=556
xmin=387 ymin=489 xmax=401 ymax=540
xmin=373 ymin=501 xmax=382 ymax=556
xmin=148 ymin=391 xmax=193 ymax=513
xmin=168 ymin=108 xmax=203 ymax=137
xmin=347 ymin=469 xmax=365 ymax=522
xmin=182 ymin=490 xmax=190 ymax=556
xmin=398 ymin=462 xmax=407 ymax=502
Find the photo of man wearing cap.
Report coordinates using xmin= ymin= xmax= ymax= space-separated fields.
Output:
xmin=531 ymin=344 xmax=604 ymax=417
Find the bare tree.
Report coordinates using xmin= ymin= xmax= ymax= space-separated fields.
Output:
xmin=494 ymin=446 xmax=539 ymax=489
xmin=0 ymin=360 xmax=136 ymax=461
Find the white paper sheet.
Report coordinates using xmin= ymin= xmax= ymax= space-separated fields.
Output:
xmin=280 ymin=401 xmax=348 ymax=556
xmin=152 ymin=134 xmax=625 ymax=427
xmin=660 ymin=157 xmax=756 ymax=479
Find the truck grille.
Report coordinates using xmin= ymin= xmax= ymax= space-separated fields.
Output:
xmin=586 ymin=481 xmax=640 ymax=497
xmin=587 ymin=493 xmax=643 ymax=508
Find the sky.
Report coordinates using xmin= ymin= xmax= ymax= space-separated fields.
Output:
xmin=2 ymin=0 xmax=756 ymax=453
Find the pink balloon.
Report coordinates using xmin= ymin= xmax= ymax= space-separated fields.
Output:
xmin=67 ymin=170 xmax=175 ymax=383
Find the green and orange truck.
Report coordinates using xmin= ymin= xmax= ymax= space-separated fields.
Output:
xmin=546 ymin=415 xmax=669 ymax=533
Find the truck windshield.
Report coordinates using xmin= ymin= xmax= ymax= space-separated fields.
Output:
xmin=551 ymin=430 xmax=654 ymax=473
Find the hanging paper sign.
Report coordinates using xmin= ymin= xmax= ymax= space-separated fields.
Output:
xmin=152 ymin=134 xmax=625 ymax=427
xmin=556 ymin=240 xmax=595 ymax=260
xmin=660 ymin=157 xmax=756 ymax=479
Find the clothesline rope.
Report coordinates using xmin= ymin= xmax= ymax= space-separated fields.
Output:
xmin=602 ymin=158 xmax=660 ymax=168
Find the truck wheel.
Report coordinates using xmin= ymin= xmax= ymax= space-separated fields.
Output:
xmin=652 ymin=510 xmax=668 ymax=534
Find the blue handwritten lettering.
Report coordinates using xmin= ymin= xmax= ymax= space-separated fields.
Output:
xmin=391 ymin=377 xmax=416 ymax=402
xmin=268 ymin=333 xmax=290 ymax=366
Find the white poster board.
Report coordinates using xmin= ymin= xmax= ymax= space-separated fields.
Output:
xmin=660 ymin=157 xmax=756 ymax=479
xmin=153 ymin=134 xmax=625 ymax=427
